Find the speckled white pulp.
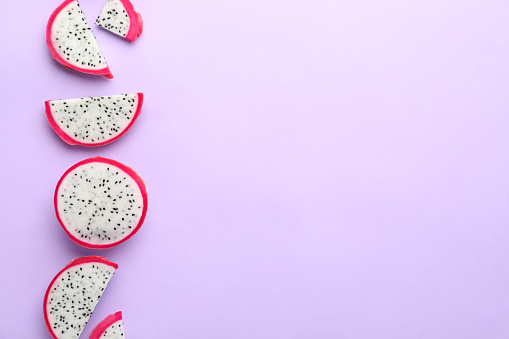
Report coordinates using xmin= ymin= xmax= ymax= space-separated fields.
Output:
xmin=96 ymin=0 xmax=130 ymax=38
xmin=56 ymin=161 xmax=144 ymax=246
xmin=101 ymin=320 xmax=125 ymax=338
xmin=48 ymin=94 xmax=139 ymax=144
xmin=46 ymin=262 xmax=116 ymax=339
xmin=50 ymin=0 xmax=108 ymax=70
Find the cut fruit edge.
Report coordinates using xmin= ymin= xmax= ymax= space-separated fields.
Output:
xmin=45 ymin=93 xmax=144 ymax=147
xmin=121 ymin=0 xmax=143 ymax=42
xmin=46 ymin=0 xmax=113 ymax=78
xmin=43 ymin=256 xmax=119 ymax=339
xmin=89 ymin=311 xmax=123 ymax=339
xmin=54 ymin=156 xmax=148 ymax=249
xmin=137 ymin=12 xmax=143 ymax=37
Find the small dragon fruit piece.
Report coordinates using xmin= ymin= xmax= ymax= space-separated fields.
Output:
xmin=43 ymin=256 xmax=118 ymax=339
xmin=45 ymin=93 xmax=144 ymax=146
xmin=55 ymin=157 xmax=148 ymax=249
xmin=47 ymin=0 xmax=113 ymax=78
xmin=90 ymin=312 xmax=125 ymax=339
xmin=95 ymin=0 xmax=143 ymax=42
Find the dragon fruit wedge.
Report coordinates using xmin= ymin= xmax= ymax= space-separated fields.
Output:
xmin=95 ymin=0 xmax=143 ymax=42
xmin=55 ymin=157 xmax=148 ymax=249
xmin=44 ymin=256 xmax=118 ymax=339
xmin=45 ymin=93 xmax=144 ymax=146
xmin=47 ymin=0 xmax=113 ymax=78
xmin=90 ymin=312 xmax=125 ymax=339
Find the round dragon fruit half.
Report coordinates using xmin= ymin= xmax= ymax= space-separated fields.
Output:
xmin=45 ymin=93 xmax=144 ymax=146
xmin=90 ymin=312 xmax=125 ymax=339
xmin=96 ymin=0 xmax=143 ymax=42
xmin=55 ymin=157 xmax=148 ymax=249
xmin=47 ymin=0 xmax=113 ymax=78
xmin=43 ymin=256 xmax=118 ymax=339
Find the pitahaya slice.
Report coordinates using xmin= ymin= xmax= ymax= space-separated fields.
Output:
xmin=45 ymin=93 xmax=144 ymax=146
xmin=89 ymin=312 xmax=125 ymax=339
xmin=47 ymin=0 xmax=113 ymax=78
xmin=55 ymin=157 xmax=148 ymax=249
xmin=95 ymin=0 xmax=143 ymax=42
xmin=43 ymin=256 xmax=118 ymax=339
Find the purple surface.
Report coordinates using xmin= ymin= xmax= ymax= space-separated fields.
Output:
xmin=1 ymin=0 xmax=509 ymax=337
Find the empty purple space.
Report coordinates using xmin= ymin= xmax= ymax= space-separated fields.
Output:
xmin=0 ymin=0 xmax=508 ymax=338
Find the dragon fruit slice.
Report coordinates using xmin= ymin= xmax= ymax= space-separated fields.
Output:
xmin=90 ymin=312 xmax=125 ymax=339
xmin=46 ymin=93 xmax=144 ymax=146
xmin=55 ymin=157 xmax=148 ymax=249
xmin=47 ymin=0 xmax=113 ymax=78
xmin=43 ymin=256 xmax=118 ymax=339
xmin=95 ymin=0 xmax=143 ymax=42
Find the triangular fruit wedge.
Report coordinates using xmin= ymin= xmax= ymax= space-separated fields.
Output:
xmin=90 ymin=312 xmax=126 ymax=339
xmin=95 ymin=0 xmax=143 ymax=42
xmin=47 ymin=0 xmax=113 ymax=78
xmin=45 ymin=93 xmax=144 ymax=146
xmin=55 ymin=157 xmax=148 ymax=249
xmin=44 ymin=256 xmax=118 ymax=339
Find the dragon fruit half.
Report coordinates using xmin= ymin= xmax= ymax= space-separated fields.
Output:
xmin=55 ymin=157 xmax=148 ymax=249
xmin=47 ymin=0 xmax=113 ymax=78
xmin=89 ymin=312 xmax=125 ymax=339
xmin=45 ymin=93 xmax=144 ymax=146
xmin=96 ymin=0 xmax=143 ymax=42
xmin=44 ymin=256 xmax=118 ymax=339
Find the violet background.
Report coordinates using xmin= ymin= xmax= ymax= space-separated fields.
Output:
xmin=1 ymin=0 xmax=509 ymax=338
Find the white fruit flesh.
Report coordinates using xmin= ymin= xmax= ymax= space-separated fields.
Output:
xmin=56 ymin=162 xmax=144 ymax=246
xmin=49 ymin=94 xmax=139 ymax=144
xmin=96 ymin=0 xmax=130 ymax=38
xmin=100 ymin=320 xmax=125 ymax=338
xmin=46 ymin=263 xmax=116 ymax=339
xmin=50 ymin=1 xmax=108 ymax=70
